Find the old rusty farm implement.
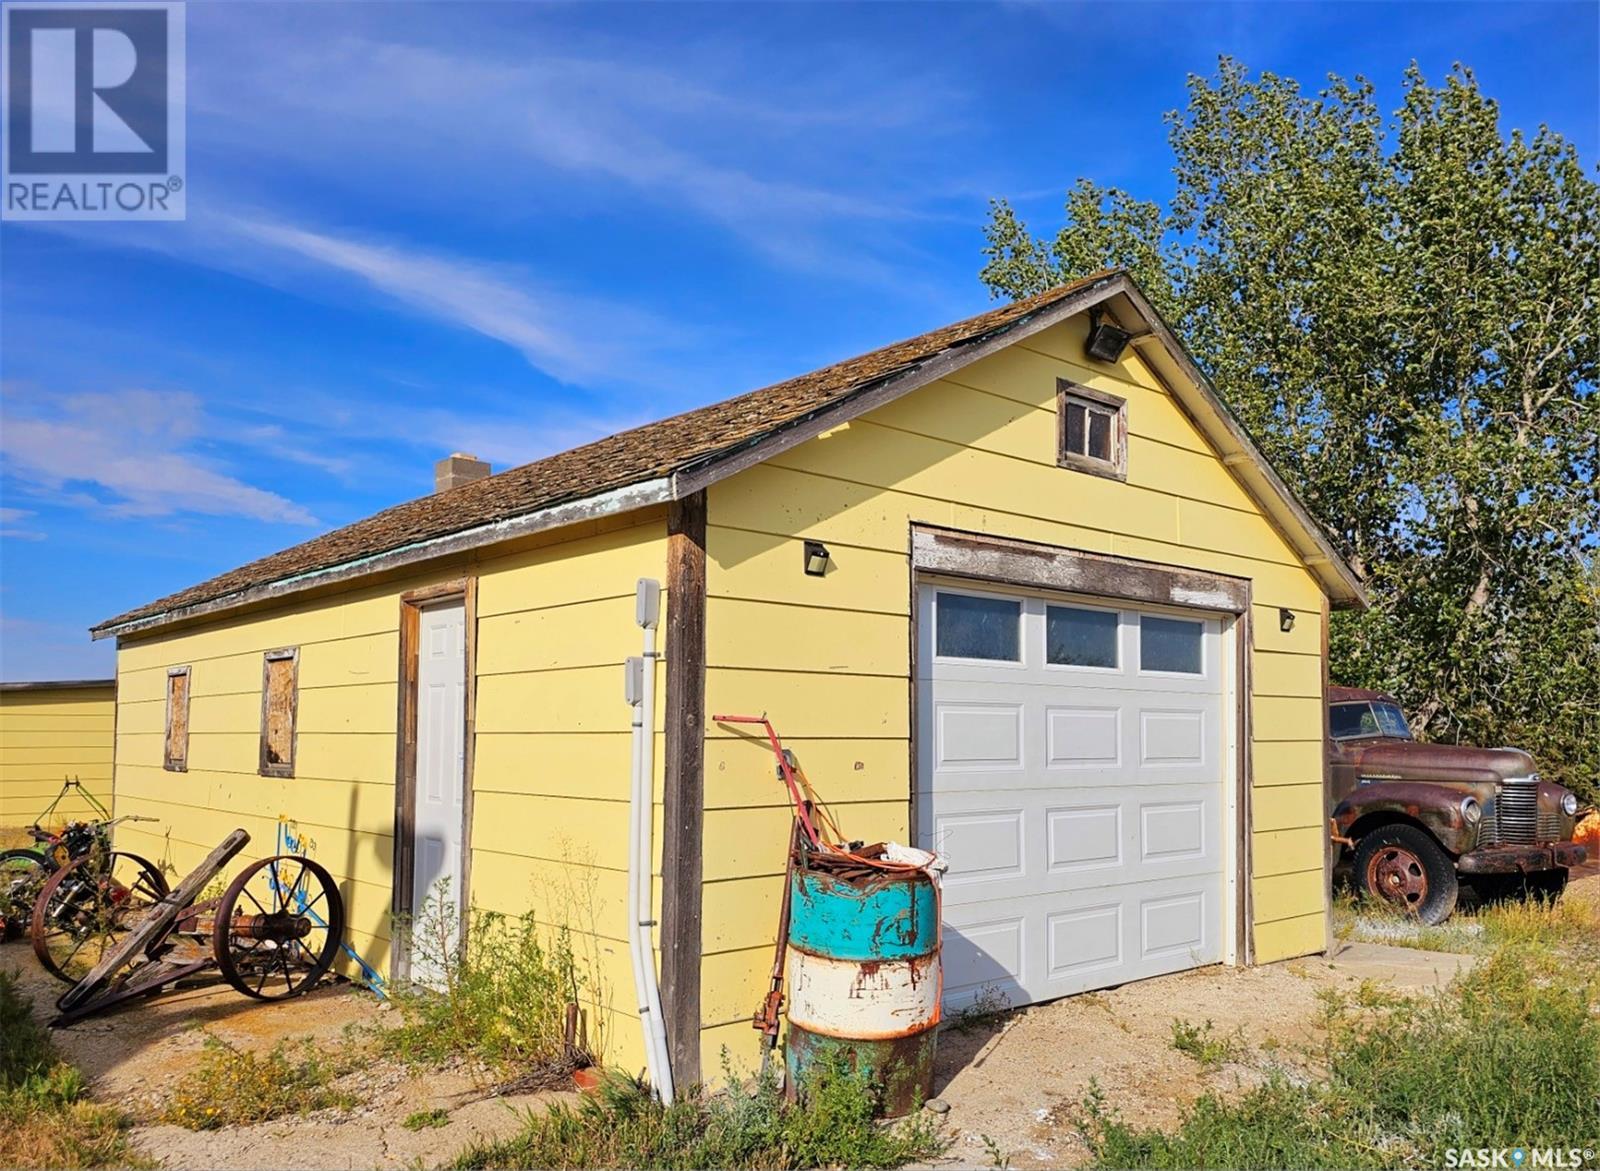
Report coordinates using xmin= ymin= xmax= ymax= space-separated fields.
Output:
xmin=30 ymin=827 xmax=345 ymax=1025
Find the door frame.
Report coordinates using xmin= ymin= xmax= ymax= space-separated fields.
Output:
xmin=391 ymin=576 xmax=478 ymax=981
xmin=908 ymin=524 xmax=1257 ymax=968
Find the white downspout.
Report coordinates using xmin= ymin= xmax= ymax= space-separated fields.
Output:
xmin=629 ymin=579 xmax=675 ymax=1102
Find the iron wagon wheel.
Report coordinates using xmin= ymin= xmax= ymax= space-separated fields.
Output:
xmin=1 ymin=849 xmax=51 ymax=940
xmin=32 ymin=851 xmax=170 ymax=984
xmin=213 ymin=855 xmax=344 ymax=999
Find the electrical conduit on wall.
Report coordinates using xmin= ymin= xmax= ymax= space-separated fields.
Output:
xmin=626 ymin=579 xmax=674 ymax=1101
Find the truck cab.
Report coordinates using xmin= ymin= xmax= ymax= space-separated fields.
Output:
xmin=1327 ymin=686 xmax=1586 ymax=924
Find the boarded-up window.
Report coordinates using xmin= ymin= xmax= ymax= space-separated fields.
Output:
xmin=164 ymin=667 xmax=191 ymax=772
xmin=259 ymin=648 xmax=299 ymax=777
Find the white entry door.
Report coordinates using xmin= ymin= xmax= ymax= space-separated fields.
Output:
xmin=411 ymin=599 xmax=466 ymax=984
xmin=917 ymin=583 xmax=1228 ymax=1011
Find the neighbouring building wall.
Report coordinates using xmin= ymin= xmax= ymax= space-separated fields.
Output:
xmin=0 ymin=683 xmax=117 ymax=827
xmin=111 ymin=511 xmax=668 ymax=1071
xmin=699 ymin=312 xmax=1329 ymax=1075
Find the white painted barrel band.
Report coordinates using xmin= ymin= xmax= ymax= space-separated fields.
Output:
xmin=786 ymin=946 xmax=940 ymax=1040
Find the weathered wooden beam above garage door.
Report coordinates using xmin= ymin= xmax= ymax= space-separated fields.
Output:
xmin=911 ymin=525 xmax=1250 ymax=615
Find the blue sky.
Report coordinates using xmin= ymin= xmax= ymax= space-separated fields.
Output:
xmin=1 ymin=0 xmax=1595 ymax=680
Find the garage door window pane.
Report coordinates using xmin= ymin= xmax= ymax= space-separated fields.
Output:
xmin=1047 ymin=606 xmax=1118 ymax=668
xmin=936 ymin=593 xmax=1020 ymax=661
xmin=1140 ymin=616 xmax=1203 ymax=674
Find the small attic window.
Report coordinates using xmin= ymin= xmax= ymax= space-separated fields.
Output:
xmin=1057 ymin=379 xmax=1127 ymax=481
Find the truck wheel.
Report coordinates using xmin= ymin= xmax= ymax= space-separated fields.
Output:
xmin=1353 ymin=825 xmax=1458 ymax=925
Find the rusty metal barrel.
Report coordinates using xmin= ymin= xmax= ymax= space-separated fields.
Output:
xmin=784 ymin=854 xmax=940 ymax=1116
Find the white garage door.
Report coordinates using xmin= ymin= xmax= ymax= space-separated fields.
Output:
xmin=916 ymin=583 xmax=1228 ymax=1010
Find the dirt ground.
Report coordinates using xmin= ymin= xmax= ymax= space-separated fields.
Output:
xmin=5 ymin=867 xmax=1594 ymax=1171
xmin=928 ymin=938 xmax=1476 ymax=1168
xmin=4 ymin=946 xmax=560 ymax=1170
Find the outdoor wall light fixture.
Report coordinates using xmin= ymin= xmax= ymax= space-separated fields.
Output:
xmin=803 ymin=540 xmax=831 ymax=577
xmin=1084 ymin=307 xmax=1133 ymax=364
xmin=1279 ymin=607 xmax=1296 ymax=633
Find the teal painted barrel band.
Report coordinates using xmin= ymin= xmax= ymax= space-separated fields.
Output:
xmin=788 ymin=868 xmax=938 ymax=961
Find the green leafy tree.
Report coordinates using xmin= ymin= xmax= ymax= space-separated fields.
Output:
xmin=982 ymin=60 xmax=1599 ymax=800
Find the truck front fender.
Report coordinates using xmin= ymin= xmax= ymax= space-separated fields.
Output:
xmin=1332 ymin=782 xmax=1477 ymax=856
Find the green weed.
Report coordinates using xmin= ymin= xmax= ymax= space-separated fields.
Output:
xmin=0 ymin=969 xmax=144 ymax=1168
xmin=403 ymin=1107 xmax=451 ymax=1130
xmin=1074 ymin=945 xmax=1600 ymax=1168
xmin=387 ymin=887 xmax=588 ymax=1082
xmin=449 ymin=1055 xmax=946 ymax=1170
xmin=161 ymin=1034 xmax=354 ymax=1130
xmin=950 ymin=984 xmax=1014 ymax=1034
xmin=1168 ymin=1018 xmax=1246 ymax=1069
xmin=1337 ymin=880 xmax=1600 ymax=966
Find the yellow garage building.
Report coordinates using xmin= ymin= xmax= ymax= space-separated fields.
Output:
xmin=92 ymin=271 xmax=1364 ymax=1083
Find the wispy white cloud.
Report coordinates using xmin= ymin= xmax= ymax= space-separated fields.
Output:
xmin=0 ymin=507 xmax=46 ymax=541
xmin=0 ymin=388 xmax=319 ymax=526
xmin=34 ymin=209 xmax=708 ymax=392
xmin=189 ymin=21 xmax=972 ymax=282
xmin=228 ymin=215 xmax=685 ymax=386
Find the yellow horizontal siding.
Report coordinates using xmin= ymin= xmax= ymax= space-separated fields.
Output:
xmin=1253 ymin=827 xmax=1327 ymax=877
xmin=704 ymin=737 xmax=909 ymax=811
xmin=700 ymin=312 xmax=1333 ymax=1071
xmin=1253 ymin=911 xmax=1326 ymax=963
xmin=110 ymin=515 xmax=668 ymax=1068
xmin=706 ymin=669 xmax=906 ymax=740
xmin=0 ymin=686 xmax=116 ymax=825
xmin=1252 ymin=783 xmax=1324 ymax=832
xmin=1254 ymin=739 xmax=1324 ymax=786
xmin=1252 ymin=868 xmax=1327 ymax=924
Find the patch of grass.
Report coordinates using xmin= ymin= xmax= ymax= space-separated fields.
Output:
xmin=1335 ymin=881 xmax=1600 ymax=963
xmin=950 ymin=984 xmax=1014 ymax=1034
xmin=386 ymin=890 xmax=587 ymax=1082
xmin=1073 ymin=944 xmax=1600 ymax=1169
xmin=161 ymin=1034 xmax=355 ymax=1130
xmin=450 ymin=1057 xmax=946 ymax=1170
xmin=1168 ymin=1018 xmax=1246 ymax=1069
xmin=403 ymin=1106 xmax=451 ymax=1130
xmin=0 ymin=969 xmax=144 ymax=1168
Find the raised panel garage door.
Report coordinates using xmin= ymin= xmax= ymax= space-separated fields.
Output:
xmin=916 ymin=583 xmax=1228 ymax=1010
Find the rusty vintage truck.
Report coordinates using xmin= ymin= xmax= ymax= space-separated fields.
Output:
xmin=1327 ymin=686 xmax=1588 ymax=924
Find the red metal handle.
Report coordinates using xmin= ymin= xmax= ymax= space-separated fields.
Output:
xmin=712 ymin=713 xmax=820 ymax=847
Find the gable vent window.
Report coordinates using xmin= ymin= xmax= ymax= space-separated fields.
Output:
xmin=1057 ymin=379 xmax=1127 ymax=481
xmin=259 ymin=648 xmax=299 ymax=778
xmin=164 ymin=666 xmax=191 ymax=772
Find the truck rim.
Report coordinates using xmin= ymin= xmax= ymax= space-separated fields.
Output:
xmin=1365 ymin=845 xmax=1428 ymax=910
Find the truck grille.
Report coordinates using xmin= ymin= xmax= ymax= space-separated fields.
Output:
xmin=1495 ymin=779 xmax=1540 ymax=844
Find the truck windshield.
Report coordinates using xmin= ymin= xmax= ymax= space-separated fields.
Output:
xmin=1330 ymin=701 xmax=1413 ymax=741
